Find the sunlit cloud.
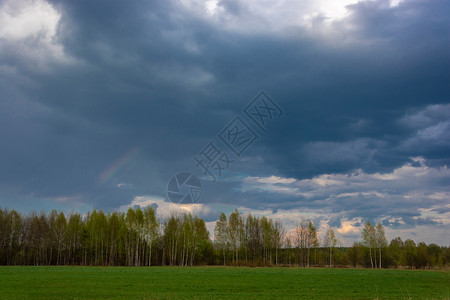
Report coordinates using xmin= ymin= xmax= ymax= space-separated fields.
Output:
xmin=120 ymin=195 xmax=212 ymax=220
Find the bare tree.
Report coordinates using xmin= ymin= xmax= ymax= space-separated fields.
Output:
xmin=295 ymin=219 xmax=309 ymax=266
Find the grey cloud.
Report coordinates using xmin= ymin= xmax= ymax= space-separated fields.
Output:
xmin=0 ymin=0 xmax=449 ymax=244
xmin=399 ymin=104 xmax=450 ymax=129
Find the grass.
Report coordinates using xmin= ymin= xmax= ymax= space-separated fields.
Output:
xmin=0 ymin=266 xmax=449 ymax=299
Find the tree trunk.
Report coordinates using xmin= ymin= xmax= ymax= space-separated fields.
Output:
xmin=379 ymin=247 xmax=382 ymax=268
xmin=329 ymin=247 xmax=332 ymax=267
xmin=149 ymin=243 xmax=152 ymax=266
xmin=307 ymin=247 xmax=310 ymax=267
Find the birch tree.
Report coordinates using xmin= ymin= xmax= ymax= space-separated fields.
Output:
xmin=273 ymin=220 xmax=285 ymax=265
xmin=362 ymin=220 xmax=376 ymax=268
xmin=307 ymin=220 xmax=318 ymax=267
xmin=228 ymin=209 xmax=242 ymax=263
xmin=143 ymin=207 xmax=158 ymax=266
xmin=323 ymin=226 xmax=337 ymax=267
xmin=214 ymin=213 xmax=228 ymax=265
xmin=375 ymin=222 xmax=387 ymax=268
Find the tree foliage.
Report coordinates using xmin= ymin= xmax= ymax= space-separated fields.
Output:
xmin=0 ymin=208 xmax=448 ymax=268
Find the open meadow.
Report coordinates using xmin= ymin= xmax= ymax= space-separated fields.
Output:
xmin=0 ymin=266 xmax=449 ymax=299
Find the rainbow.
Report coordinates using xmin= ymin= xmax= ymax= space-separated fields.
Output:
xmin=97 ymin=146 xmax=141 ymax=186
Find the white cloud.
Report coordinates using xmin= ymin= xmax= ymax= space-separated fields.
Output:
xmin=242 ymin=157 xmax=450 ymax=200
xmin=245 ymin=175 xmax=296 ymax=184
xmin=173 ymin=0 xmax=414 ymax=47
xmin=242 ymin=176 xmax=300 ymax=195
xmin=311 ymin=174 xmax=346 ymax=186
xmin=236 ymin=157 xmax=450 ymax=245
xmin=385 ymin=224 xmax=450 ymax=246
xmin=0 ymin=0 xmax=75 ymax=70
xmin=118 ymin=159 xmax=450 ymax=246
xmin=0 ymin=0 xmax=59 ymax=40
xmin=389 ymin=0 xmax=405 ymax=7
xmin=119 ymin=195 xmax=212 ymax=219
xmin=117 ymin=183 xmax=134 ymax=189
xmin=177 ymin=0 xmax=370 ymax=34
xmin=337 ymin=217 xmax=362 ymax=235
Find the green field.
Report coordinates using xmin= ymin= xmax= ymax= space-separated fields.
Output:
xmin=0 ymin=266 xmax=449 ymax=299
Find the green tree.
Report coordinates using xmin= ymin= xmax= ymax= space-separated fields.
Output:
xmin=415 ymin=242 xmax=429 ymax=268
xmin=273 ymin=220 xmax=285 ymax=265
xmin=164 ymin=214 xmax=181 ymax=266
xmin=307 ymin=221 xmax=319 ymax=267
xmin=142 ymin=206 xmax=159 ymax=266
xmin=323 ymin=226 xmax=337 ymax=267
xmin=228 ymin=209 xmax=242 ymax=263
xmin=66 ymin=213 xmax=83 ymax=265
xmin=261 ymin=217 xmax=273 ymax=263
xmin=347 ymin=242 xmax=362 ymax=268
xmin=54 ymin=212 xmax=66 ymax=265
xmin=192 ymin=216 xmax=211 ymax=265
xmin=214 ymin=213 xmax=228 ymax=265
xmin=388 ymin=237 xmax=403 ymax=268
xmin=375 ymin=222 xmax=387 ymax=268
xmin=362 ymin=220 xmax=376 ymax=268
xmin=402 ymin=239 xmax=417 ymax=268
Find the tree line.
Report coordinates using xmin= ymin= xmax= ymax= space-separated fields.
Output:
xmin=0 ymin=207 xmax=448 ymax=268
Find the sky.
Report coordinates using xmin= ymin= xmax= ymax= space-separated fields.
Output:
xmin=0 ymin=0 xmax=449 ymax=246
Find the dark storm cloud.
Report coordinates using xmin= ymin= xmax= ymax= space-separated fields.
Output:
xmin=0 ymin=0 xmax=449 ymax=244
